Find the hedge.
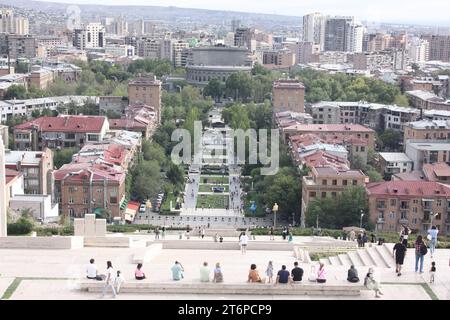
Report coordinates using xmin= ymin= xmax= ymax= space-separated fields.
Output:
xmin=7 ymin=218 xmax=33 ymax=235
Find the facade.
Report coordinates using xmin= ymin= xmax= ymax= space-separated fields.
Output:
xmin=324 ymin=16 xmax=359 ymax=52
xmin=366 ymin=181 xmax=450 ymax=235
xmin=0 ymin=34 xmax=37 ymax=59
xmin=27 ymin=66 xmax=54 ymax=90
xmin=13 ymin=115 xmax=109 ymax=151
xmin=422 ymin=162 xmax=450 ymax=184
xmin=403 ymin=120 xmax=450 ymax=145
xmin=4 ymin=148 xmax=53 ymax=195
xmin=405 ymin=141 xmax=450 ymax=171
xmin=108 ymin=104 xmax=157 ymax=139
xmin=422 ymin=35 xmax=450 ymax=62
xmin=128 ymin=76 xmax=162 ymax=124
xmin=378 ymin=152 xmax=413 ymax=176
xmin=406 ymin=90 xmax=450 ymax=111
xmin=5 ymin=169 xmax=24 ymax=204
xmin=234 ymin=28 xmax=255 ymax=51
xmin=272 ymin=79 xmax=305 ymax=113
xmin=301 ymin=166 xmax=367 ymax=223
xmin=262 ymin=50 xmax=295 ymax=69
xmin=302 ymin=13 xmax=325 ymax=51
xmin=0 ymin=9 xmax=29 ymax=35
xmin=9 ymin=194 xmax=58 ymax=223
xmin=73 ymin=23 xmax=106 ymax=50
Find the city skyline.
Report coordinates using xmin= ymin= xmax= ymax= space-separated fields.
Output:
xmin=31 ymin=0 xmax=450 ymax=26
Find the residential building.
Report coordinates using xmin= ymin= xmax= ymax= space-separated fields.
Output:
xmin=366 ymin=180 xmax=450 ymax=234
xmin=234 ymin=28 xmax=256 ymax=51
xmin=73 ymin=23 xmax=106 ymax=50
xmin=408 ymin=38 xmax=430 ymax=63
xmin=262 ymin=49 xmax=295 ymax=69
xmin=108 ymin=104 xmax=157 ymax=139
xmin=13 ymin=115 xmax=109 ymax=151
xmin=5 ymin=169 xmax=24 ymax=204
xmin=378 ymin=152 xmax=413 ymax=177
xmin=424 ymin=109 xmax=450 ymax=121
xmin=422 ymin=35 xmax=450 ymax=62
xmin=99 ymin=96 xmax=128 ymax=115
xmin=0 ymin=8 xmax=29 ymax=35
xmin=422 ymin=162 xmax=450 ymax=184
xmin=405 ymin=141 xmax=450 ymax=171
xmin=301 ymin=166 xmax=367 ymax=224
xmin=0 ymin=34 xmax=37 ymax=59
xmin=302 ymin=12 xmax=325 ymax=51
xmin=4 ymin=148 xmax=53 ymax=195
xmin=403 ymin=120 xmax=450 ymax=145
xmin=9 ymin=194 xmax=59 ymax=223
xmin=324 ymin=16 xmax=362 ymax=52
xmin=406 ymin=90 xmax=450 ymax=111
xmin=27 ymin=65 xmax=54 ymax=90
xmin=128 ymin=76 xmax=162 ymax=124
xmin=272 ymin=79 xmax=305 ymax=113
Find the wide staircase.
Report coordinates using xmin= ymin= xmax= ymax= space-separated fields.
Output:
xmin=318 ymin=243 xmax=396 ymax=269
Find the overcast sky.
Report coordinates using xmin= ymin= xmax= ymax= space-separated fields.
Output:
xmin=36 ymin=0 xmax=450 ymax=25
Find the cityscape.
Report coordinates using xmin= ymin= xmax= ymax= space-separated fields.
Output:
xmin=0 ymin=0 xmax=449 ymax=303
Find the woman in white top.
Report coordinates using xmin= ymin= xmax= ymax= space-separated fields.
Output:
xmin=239 ymin=232 xmax=249 ymax=254
xmin=101 ymin=261 xmax=117 ymax=298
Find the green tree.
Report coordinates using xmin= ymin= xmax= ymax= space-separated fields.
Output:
xmin=166 ymin=163 xmax=184 ymax=187
xmin=366 ymin=168 xmax=383 ymax=182
xmin=4 ymin=85 xmax=27 ymax=99
xmin=203 ymin=78 xmax=225 ymax=102
xmin=132 ymin=160 xmax=161 ymax=201
xmin=378 ymin=129 xmax=402 ymax=151
xmin=54 ymin=148 xmax=78 ymax=169
xmin=225 ymin=72 xmax=253 ymax=102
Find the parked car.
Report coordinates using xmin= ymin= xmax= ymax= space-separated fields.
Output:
xmin=139 ymin=204 xmax=146 ymax=213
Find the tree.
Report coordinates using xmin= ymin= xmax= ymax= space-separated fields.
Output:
xmin=351 ymin=155 xmax=365 ymax=170
xmin=142 ymin=140 xmax=167 ymax=166
xmin=4 ymin=85 xmax=27 ymax=100
xmin=225 ymin=72 xmax=253 ymax=102
xmin=54 ymin=148 xmax=78 ymax=169
xmin=378 ymin=129 xmax=402 ymax=151
xmin=203 ymin=78 xmax=225 ymax=102
xmin=132 ymin=160 xmax=161 ymax=201
xmin=366 ymin=168 xmax=383 ymax=182
xmin=166 ymin=163 xmax=184 ymax=187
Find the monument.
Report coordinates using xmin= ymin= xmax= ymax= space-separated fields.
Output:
xmin=0 ymin=135 xmax=7 ymax=237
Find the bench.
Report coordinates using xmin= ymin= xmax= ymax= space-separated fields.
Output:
xmin=79 ymin=281 xmax=365 ymax=296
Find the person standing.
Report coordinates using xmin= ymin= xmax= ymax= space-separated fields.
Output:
xmin=269 ymin=227 xmax=274 ymax=241
xmin=349 ymin=230 xmax=356 ymax=242
xmin=201 ymin=227 xmax=205 ymax=239
xmin=115 ymin=271 xmax=125 ymax=294
xmin=265 ymin=261 xmax=274 ymax=283
xmin=393 ymin=240 xmax=407 ymax=276
xmin=429 ymin=261 xmax=436 ymax=284
xmin=154 ymin=227 xmax=160 ymax=240
xmin=161 ymin=226 xmax=166 ymax=239
xmin=357 ymin=233 xmax=362 ymax=248
xmin=288 ymin=232 xmax=293 ymax=243
xmin=400 ymin=225 xmax=410 ymax=247
xmin=282 ymin=227 xmax=287 ymax=240
xmin=101 ymin=261 xmax=116 ymax=298
xmin=427 ymin=226 xmax=439 ymax=258
xmin=414 ymin=235 xmax=427 ymax=273
xmin=239 ymin=232 xmax=249 ymax=254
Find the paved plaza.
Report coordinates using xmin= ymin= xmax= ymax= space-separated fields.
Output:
xmin=0 ymin=235 xmax=448 ymax=300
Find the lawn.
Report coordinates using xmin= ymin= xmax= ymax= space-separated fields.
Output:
xmin=198 ymin=184 xmax=229 ymax=193
xmin=196 ymin=194 xmax=229 ymax=208
xmin=199 ymin=175 xmax=229 ymax=184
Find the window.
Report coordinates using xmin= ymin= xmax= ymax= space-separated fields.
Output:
xmin=361 ymin=146 xmax=365 ymax=152
xmin=343 ymin=180 xmax=348 ymax=186
xmin=352 ymin=180 xmax=357 ymax=186
xmin=321 ymin=192 xmax=327 ymax=198
xmin=332 ymin=180 xmax=337 ymax=185
xmin=401 ymin=211 xmax=407 ymax=219
xmin=88 ymin=134 xmax=99 ymax=142
xmin=390 ymin=199 xmax=397 ymax=206
xmin=390 ymin=212 xmax=395 ymax=219
xmin=322 ymin=180 xmax=327 ymax=185
xmin=68 ymin=208 xmax=74 ymax=216
xmin=83 ymin=187 xmax=88 ymax=193
xmin=309 ymin=192 xmax=316 ymax=198
xmin=66 ymin=133 xmax=75 ymax=139
xmin=331 ymin=192 xmax=337 ymax=198
xmin=437 ymin=200 xmax=442 ymax=206
xmin=83 ymin=198 xmax=88 ymax=204
xmin=412 ymin=207 xmax=417 ymax=213
xmin=69 ymin=187 xmax=75 ymax=193
xmin=97 ymin=188 xmax=103 ymax=193
xmin=412 ymin=218 xmax=417 ymax=225
xmin=69 ymin=198 xmax=74 ymax=204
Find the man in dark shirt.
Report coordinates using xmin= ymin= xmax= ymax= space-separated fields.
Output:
xmin=291 ymin=262 xmax=304 ymax=283
xmin=276 ymin=265 xmax=290 ymax=284
xmin=393 ymin=240 xmax=407 ymax=276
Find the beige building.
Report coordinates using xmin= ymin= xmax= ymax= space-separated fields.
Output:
xmin=366 ymin=180 xmax=450 ymax=235
xmin=272 ymin=79 xmax=305 ymax=114
xmin=301 ymin=166 xmax=367 ymax=224
xmin=262 ymin=50 xmax=295 ymax=69
xmin=27 ymin=66 xmax=54 ymax=90
xmin=128 ymin=76 xmax=162 ymax=124
xmin=403 ymin=119 xmax=450 ymax=145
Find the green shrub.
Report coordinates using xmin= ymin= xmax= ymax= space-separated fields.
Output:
xmin=7 ymin=218 xmax=33 ymax=235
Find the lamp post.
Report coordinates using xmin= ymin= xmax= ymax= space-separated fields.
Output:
xmin=360 ymin=210 xmax=364 ymax=229
xmin=272 ymin=203 xmax=279 ymax=228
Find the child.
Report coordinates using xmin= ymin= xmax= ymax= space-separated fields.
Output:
xmin=430 ymin=262 xmax=436 ymax=284
xmin=265 ymin=261 xmax=274 ymax=283
xmin=115 ymin=270 xmax=125 ymax=294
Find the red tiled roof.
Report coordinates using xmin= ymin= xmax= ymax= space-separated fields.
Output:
xmin=5 ymin=169 xmax=22 ymax=185
xmin=109 ymin=119 xmax=146 ymax=129
xmin=366 ymin=181 xmax=450 ymax=197
xmin=14 ymin=115 xmax=107 ymax=133
xmin=422 ymin=162 xmax=450 ymax=181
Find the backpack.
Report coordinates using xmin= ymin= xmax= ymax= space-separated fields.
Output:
xmin=420 ymin=243 xmax=428 ymax=256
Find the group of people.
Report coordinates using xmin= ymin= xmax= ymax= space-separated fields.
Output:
xmin=345 ymin=265 xmax=383 ymax=298
xmin=154 ymin=226 xmax=166 ymax=240
xmin=248 ymin=261 xmax=304 ymax=284
xmin=267 ymin=227 xmax=293 ymax=242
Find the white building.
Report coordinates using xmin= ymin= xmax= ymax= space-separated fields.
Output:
xmin=0 ymin=8 xmax=29 ymax=35
xmin=302 ymin=12 xmax=325 ymax=51
xmin=409 ymin=38 xmax=429 ymax=63
xmin=9 ymin=194 xmax=59 ymax=223
xmin=105 ymin=44 xmax=135 ymax=57
xmin=379 ymin=152 xmax=413 ymax=175
xmin=73 ymin=23 xmax=105 ymax=50
xmin=347 ymin=23 xmax=365 ymax=53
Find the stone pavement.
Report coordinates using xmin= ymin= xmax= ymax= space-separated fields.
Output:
xmin=0 ymin=236 xmax=448 ymax=300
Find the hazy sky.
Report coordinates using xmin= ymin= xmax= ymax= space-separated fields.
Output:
xmin=35 ymin=0 xmax=450 ymax=25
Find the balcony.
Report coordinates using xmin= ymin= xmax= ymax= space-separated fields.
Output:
xmin=376 ymin=218 xmax=385 ymax=224
xmin=398 ymin=218 xmax=409 ymax=224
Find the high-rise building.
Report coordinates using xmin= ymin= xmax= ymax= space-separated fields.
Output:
xmin=234 ymin=28 xmax=256 ymax=51
xmin=302 ymin=13 xmax=325 ymax=51
xmin=324 ymin=16 xmax=355 ymax=52
xmin=172 ymin=40 xmax=190 ymax=67
xmin=144 ymin=21 xmax=156 ymax=34
xmin=422 ymin=35 xmax=450 ymax=62
xmin=0 ymin=8 xmax=29 ymax=35
xmin=347 ymin=23 xmax=365 ymax=53
xmin=231 ymin=19 xmax=241 ymax=32
xmin=112 ymin=15 xmax=128 ymax=36
xmin=409 ymin=38 xmax=429 ymax=63
xmin=73 ymin=23 xmax=105 ymax=50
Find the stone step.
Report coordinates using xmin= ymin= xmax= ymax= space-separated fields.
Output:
xmin=337 ymin=254 xmax=352 ymax=266
xmin=347 ymin=251 xmax=363 ymax=267
xmin=319 ymin=258 xmax=331 ymax=266
xmin=374 ymin=245 xmax=394 ymax=268
xmin=329 ymin=255 xmax=342 ymax=266
xmin=366 ymin=247 xmax=387 ymax=268
xmin=356 ymin=249 xmax=374 ymax=266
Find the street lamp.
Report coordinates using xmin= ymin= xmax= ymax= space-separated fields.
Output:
xmin=360 ymin=210 xmax=364 ymax=229
xmin=272 ymin=203 xmax=279 ymax=228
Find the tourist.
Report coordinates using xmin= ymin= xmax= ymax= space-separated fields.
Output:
xmin=198 ymin=228 xmax=202 ymax=238
xmin=185 ymin=229 xmax=190 ymax=239
xmin=135 ymin=263 xmax=146 ymax=280
xmin=282 ymin=227 xmax=287 ymax=240
xmin=400 ymin=225 xmax=410 ymax=247
xmin=201 ymin=227 xmax=205 ymax=239
xmin=154 ymin=227 xmax=160 ymax=240
xmin=86 ymin=258 xmax=103 ymax=281
xmin=347 ymin=265 xmax=359 ymax=283
xmin=393 ymin=239 xmax=407 ymax=276
xmin=213 ymin=262 xmax=224 ymax=283
xmin=161 ymin=226 xmax=166 ymax=239
xmin=371 ymin=233 xmax=376 ymax=243
xmin=415 ymin=235 xmax=427 ymax=273
xmin=247 ymin=264 xmax=265 ymax=283
xmin=115 ymin=271 xmax=125 ymax=294
xmin=362 ymin=232 xmax=368 ymax=247
xmin=430 ymin=261 xmax=436 ymax=284
xmin=427 ymin=226 xmax=439 ymax=258
xmin=275 ymin=265 xmax=290 ymax=285
xmin=101 ymin=261 xmax=117 ymax=298
xmin=239 ymin=232 xmax=249 ymax=254
xmin=269 ymin=227 xmax=274 ymax=241
xmin=357 ymin=233 xmax=362 ymax=247
xmin=200 ymin=262 xmax=210 ymax=282
xmin=349 ymin=230 xmax=356 ymax=242
xmin=265 ymin=261 xmax=274 ymax=283
xmin=291 ymin=262 xmax=303 ymax=283
xmin=171 ymin=261 xmax=184 ymax=281
xmin=364 ymin=268 xmax=383 ymax=298
xmin=316 ymin=263 xmax=326 ymax=283
xmin=288 ymin=232 xmax=293 ymax=243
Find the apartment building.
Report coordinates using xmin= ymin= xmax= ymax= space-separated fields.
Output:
xmin=108 ymin=104 xmax=157 ymax=139
xmin=405 ymin=141 xmax=450 ymax=171
xmin=406 ymin=90 xmax=450 ymax=111
xmin=301 ymin=166 xmax=367 ymax=222
xmin=72 ymin=23 xmax=105 ymax=50
xmin=4 ymin=148 xmax=53 ymax=195
xmin=366 ymin=180 xmax=450 ymax=235
xmin=13 ymin=115 xmax=109 ymax=151
xmin=378 ymin=152 xmax=413 ymax=177
xmin=0 ymin=34 xmax=37 ymax=59
xmin=272 ymin=79 xmax=305 ymax=113
xmin=128 ymin=76 xmax=162 ymax=124
xmin=403 ymin=119 xmax=450 ymax=145
xmin=422 ymin=162 xmax=450 ymax=184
